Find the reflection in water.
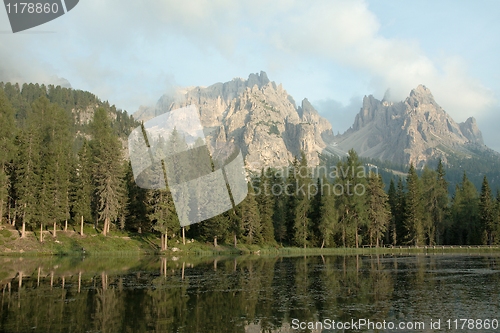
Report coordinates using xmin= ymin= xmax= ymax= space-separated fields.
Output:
xmin=0 ymin=254 xmax=499 ymax=332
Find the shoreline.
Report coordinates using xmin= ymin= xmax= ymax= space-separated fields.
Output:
xmin=1 ymin=226 xmax=500 ymax=257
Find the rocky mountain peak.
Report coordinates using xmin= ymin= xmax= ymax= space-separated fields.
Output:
xmin=406 ymin=84 xmax=439 ymax=109
xmin=134 ymin=72 xmax=332 ymax=170
xmin=333 ymin=85 xmax=487 ymax=167
xmin=247 ymin=71 xmax=270 ymax=89
xmin=459 ymin=116 xmax=484 ymax=145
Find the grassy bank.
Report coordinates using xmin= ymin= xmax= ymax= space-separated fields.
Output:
xmin=2 ymin=224 xmax=500 ymax=257
xmin=0 ymin=224 xmax=159 ymax=256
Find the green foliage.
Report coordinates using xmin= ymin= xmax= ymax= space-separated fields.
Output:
xmin=404 ymin=163 xmax=424 ymax=245
xmin=366 ymin=172 xmax=390 ymax=247
xmin=335 ymin=149 xmax=366 ymax=248
xmin=4 ymin=81 xmax=500 ymax=250
xmin=90 ymin=108 xmax=126 ymax=235
xmin=0 ymin=90 xmax=16 ymax=224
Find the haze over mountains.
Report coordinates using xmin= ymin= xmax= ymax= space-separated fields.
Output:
xmin=135 ymin=71 xmax=499 ymax=172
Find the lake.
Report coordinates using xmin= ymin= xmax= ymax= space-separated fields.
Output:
xmin=0 ymin=253 xmax=499 ymax=332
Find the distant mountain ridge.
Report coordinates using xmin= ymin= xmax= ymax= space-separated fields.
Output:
xmin=135 ymin=71 xmax=333 ymax=170
xmin=332 ymin=85 xmax=493 ymax=167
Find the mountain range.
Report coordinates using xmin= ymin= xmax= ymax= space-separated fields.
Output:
xmin=135 ymin=71 xmax=332 ymax=170
xmin=331 ymin=84 xmax=488 ymax=168
xmin=135 ymin=72 xmax=499 ymax=174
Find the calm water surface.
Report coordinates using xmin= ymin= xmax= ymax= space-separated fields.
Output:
xmin=0 ymin=253 xmax=499 ymax=332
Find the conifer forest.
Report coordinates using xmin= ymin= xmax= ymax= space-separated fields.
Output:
xmin=1 ymin=83 xmax=500 ymax=249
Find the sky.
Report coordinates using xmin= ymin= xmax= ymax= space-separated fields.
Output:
xmin=1 ymin=0 xmax=500 ymax=150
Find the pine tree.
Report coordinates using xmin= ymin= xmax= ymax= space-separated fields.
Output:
xmin=270 ymin=169 xmax=287 ymax=245
xmin=148 ymin=186 xmax=179 ymax=250
xmin=366 ymin=172 xmax=390 ymax=247
xmin=479 ymin=176 xmax=495 ymax=245
xmin=293 ymin=152 xmax=312 ymax=248
xmin=90 ymin=108 xmax=125 ymax=236
xmin=34 ymin=97 xmax=73 ymax=237
xmin=395 ymin=178 xmax=406 ymax=245
xmin=449 ymin=172 xmax=479 ymax=245
xmin=284 ymin=157 xmax=299 ymax=245
xmin=316 ymin=177 xmax=337 ymax=248
xmin=387 ymin=179 xmax=397 ymax=245
xmin=420 ymin=166 xmax=436 ymax=245
xmin=309 ymin=177 xmax=323 ymax=247
xmin=72 ymin=140 xmax=93 ymax=235
xmin=255 ymin=169 xmax=276 ymax=245
xmin=494 ymin=191 xmax=500 ymax=245
xmin=434 ymin=160 xmax=449 ymax=244
xmin=335 ymin=149 xmax=366 ymax=247
xmin=240 ymin=183 xmax=262 ymax=245
xmin=124 ymin=161 xmax=149 ymax=233
xmin=0 ymin=90 xmax=16 ymax=224
xmin=404 ymin=163 xmax=424 ymax=245
xmin=14 ymin=103 xmax=42 ymax=239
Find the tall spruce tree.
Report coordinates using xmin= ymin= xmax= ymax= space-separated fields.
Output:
xmin=14 ymin=101 xmax=42 ymax=239
xmin=240 ymin=183 xmax=262 ymax=245
xmin=335 ymin=149 xmax=366 ymax=247
xmin=270 ymin=169 xmax=287 ymax=245
xmin=387 ymin=179 xmax=397 ymax=245
xmin=0 ymin=90 xmax=16 ymax=224
xmin=366 ymin=172 xmax=390 ymax=247
xmin=434 ymin=160 xmax=449 ymax=244
xmin=124 ymin=161 xmax=149 ymax=233
xmin=479 ymin=175 xmax=495 ymax=245
xmin=255 ymin=169 xmax=276 ymax=245
xmin=293 ymin=152 xmax=312 ymax=248
xmin=148 ymin=186 xmax=179 ymax=250
xmin=90 ymin=108 xmax=125 ymax=236
xmin=404 ymin=163 xmax=424 ymax=245
xmin=449 ymin=172 xmax=479 ymax=245
xmin=284 ymin=157 xmax=299 ymax=245
xmin=72 ymin=140 xmax=93 ymax=235
xmin=34 ymin=97 xmax=73 ymax=237
xmin=316 ymin=177 xmax=338 ymax=248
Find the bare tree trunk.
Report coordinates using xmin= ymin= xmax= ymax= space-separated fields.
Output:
xmin=53 ymin=221 xmax=57 ymax=237
xmin=233 ymin=232 xmax=237 ymax=247
xmin=182 ymin=227 xmax=185 ymax=245
xmin=214 ymin=236 xmax=217 ymax=247
xmin=21 ymin=203 xmax=27 ymax=237
xmin=40 ymin=224 xmax=43 ymax=243
xmin=103 ymin=217 xmax=108 ymax=236
xmin=181 ymin=262 xmax=185 ymax=280
xmin=355 ymin=226 xmax=359 ymax=248
xmin=21 ymin=221 xmax=25 ymax=239
xmin=78 ymin=272 xmax=81 ymax=293
xmin=18 ymin=272 xmax=23 ymax=289
xmin=164 ymin=231 xmax=168 ymax=250
xmin=321 ymin=239 xmax=325 ymax=249
xmin=64 ymin=220 xmax=67 ymax=232
xmin=80 ymin=216 xmax=84 ymax=236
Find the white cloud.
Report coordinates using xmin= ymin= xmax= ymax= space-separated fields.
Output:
xmin=0 ymin=0 xmax=496 ymax=122
xmin=267 ymin=0 xmax=496 ymax=120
